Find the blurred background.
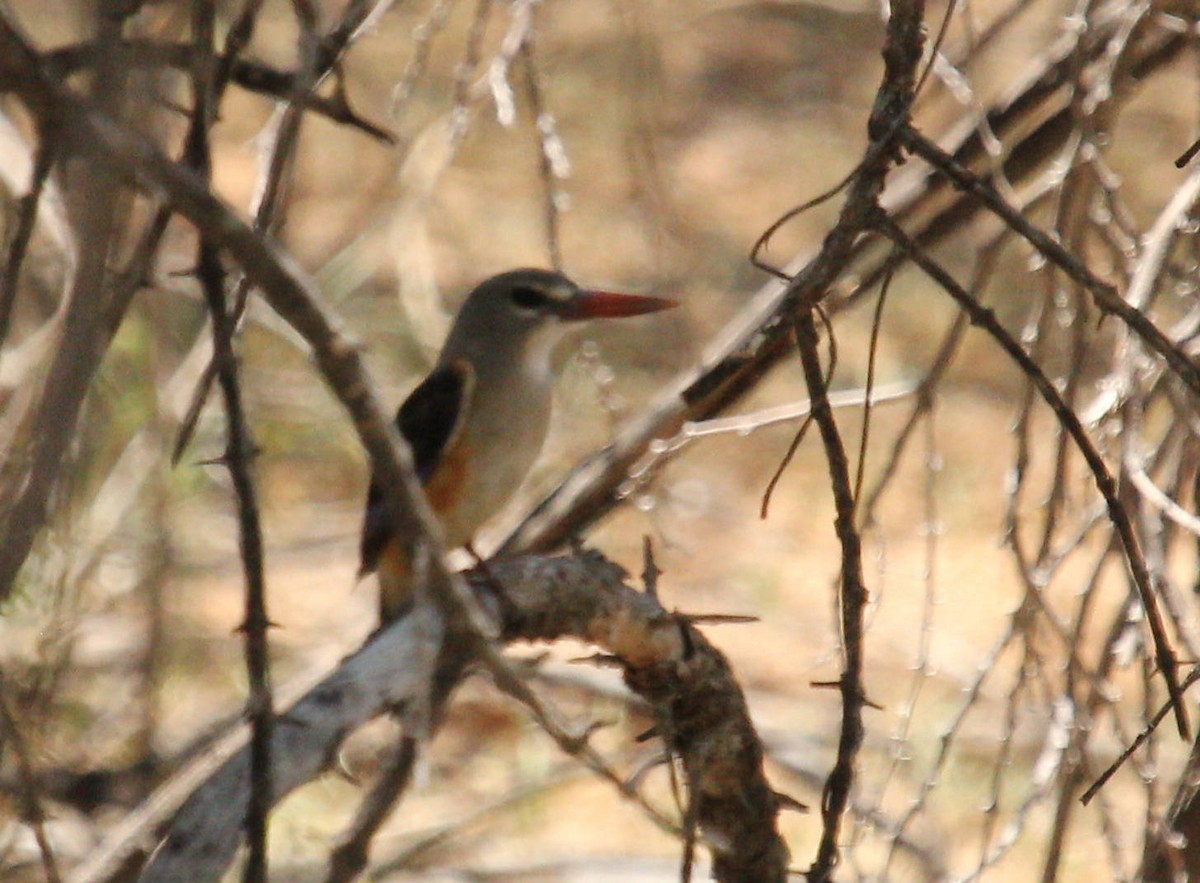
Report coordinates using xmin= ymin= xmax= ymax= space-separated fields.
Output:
xmin=2 ymin=0 xmax=1200 ymax=880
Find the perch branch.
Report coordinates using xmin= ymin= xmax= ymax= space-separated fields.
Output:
xmin=0 ymin=671 xmax=62 ymax=883
xmin=80 ymin=554 xmax=784 ymax=883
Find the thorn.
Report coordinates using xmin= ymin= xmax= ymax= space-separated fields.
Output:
xmin=234 ymin=616 xmax=282 ymax=634
xmin=774 ymin=790 xmax=810 ymax=813
xmin=1176 ymin=136 xmax=1200 ymax=168
xmin=809 ymin=678 xmax=884 ymax=710
xmin=568 ymin=652 xmax=622 ymax=668
xmin=641 ymin=536 xmax=661 ymax=598
xmin=679 ymin=612 xmax=760 ymax=626
xmin=675 ymin=615 xmax=695 ymax=659
xmin=331 ymin=750 xmax=360 ymax=786
xmin=634 ymin=726 xmax=660 ymax=743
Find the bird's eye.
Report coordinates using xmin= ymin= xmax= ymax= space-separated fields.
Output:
xmin=509 ymin=286 xmax=547 ymax=310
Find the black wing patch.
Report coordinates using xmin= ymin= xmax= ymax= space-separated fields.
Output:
xmin=358 ymin=360 xmax=473 ymax=576
xmin=397 ymin=360 xmax=472 ymax=483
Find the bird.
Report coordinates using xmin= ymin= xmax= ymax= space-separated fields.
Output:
xmin=359 ymin=268 xmax=676 ymax=621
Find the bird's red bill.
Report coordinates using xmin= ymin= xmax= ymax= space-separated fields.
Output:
xmin=566 ymin=290 xmax=677 ymax=320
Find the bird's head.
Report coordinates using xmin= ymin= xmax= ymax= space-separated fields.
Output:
xmin=440 ymin=268 xmax=676 ymax=369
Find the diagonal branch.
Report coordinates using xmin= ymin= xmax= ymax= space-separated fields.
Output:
xmin=0 ymin=117 xmax=56 ymax=348
xmin=0 ymin=15 xmax=135 ymax=607
xmin=877 ymin=212 xmax=1190 ymax=739
xmin=45 ymin=39 xmax=394 ymax=143
xmin=900 ymin=125 xmax=1200 ymax=401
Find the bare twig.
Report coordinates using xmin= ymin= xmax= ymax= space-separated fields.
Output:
xmin=46 ymin=40 xmax=394 ymax=143
xmin=173 ymin=0 xmax=390 ymax=464
xmin=483 ymin=642 xmax=680 ymax=835
xmin=521 ymin=31 xmax=566 ymax=271
xmin=795 ymin=311 xmax=871 ymax=883
xmin=877 ymin=213 xmax=1189 ymax=737
xmin=1082 ymin=666 xmax=1200 ymax=806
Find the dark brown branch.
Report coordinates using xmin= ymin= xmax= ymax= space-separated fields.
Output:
xmin=0 ymin=17 xmax=134 ymax=607
xmin=182 ymin=4 xmax=275 ymax=879
xmin=45 ymin=39 xmax=394 ymax=143
xmin=323 ymin=737 xmax=418 ymax=883
xmin=211 ymin=0 xmax=265 ymax=93
xmin=792 ymin=309 xmax=871 ymax=883
xmin=499 ymin=0 xmax=926 ymax=558
xmin=173 ymin=0 xmax=388 ymax=464
xmin=1084 ymin=666 xmax=1200 ymax=807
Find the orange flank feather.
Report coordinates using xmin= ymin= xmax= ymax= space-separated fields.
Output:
xmin=423 ymin=438 xmax=472 ymax=519
xmin=375 ymin=437 xmax=473 ymax=620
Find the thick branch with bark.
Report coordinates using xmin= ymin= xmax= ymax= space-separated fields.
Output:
xmin=77 ymin=553 xmax=786 ymax=883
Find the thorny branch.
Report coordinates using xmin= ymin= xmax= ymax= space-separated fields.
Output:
xmin=87 ymin=554 xmax=784 ymax=883
xmin=899 ymin=126 xmax=1200 ymax=404
xmin=181 ymin=2 xmax=278 ymax=878
xmin=792 ymin=312 xmax=871 ymax=883
xmin=173 ymin=0 xmax=396 ymax=463
xmin=46 ymin=40 xmax=394 ymax=142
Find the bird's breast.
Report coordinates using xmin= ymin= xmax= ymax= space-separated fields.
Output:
xmin=434 ymin=375 xmax=553 ymax=547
